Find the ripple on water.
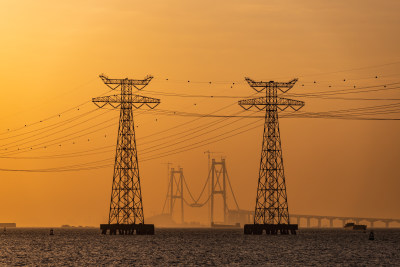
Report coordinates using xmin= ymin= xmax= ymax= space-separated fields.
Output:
xmin=1 ymin=228 xmax=399 ymax=266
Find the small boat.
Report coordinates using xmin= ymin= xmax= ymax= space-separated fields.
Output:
xmin=344 ymin=222 xmax=367 ymax=230
xmin=369 ymin=231 xmax=374 ymax=240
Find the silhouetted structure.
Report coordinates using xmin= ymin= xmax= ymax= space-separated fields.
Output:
xmin=0 ymin=223 xmax=16 ymax=228
xmin=369 ymin=231 xmax=374 ymax=240
xmin=93 ymin=74 xmax=160 ymax=235
xmin=223 ymin=210 xmax=400 ymax=228
xmin=290 ymin=214 xmax=400 ymax=228
xmin=162 ymin=158 xmax=241 ymax=227
xmin=239 ymin=78 xmax=304 ymax=235
xmin=204 ymin=151 xmax=222 ymax=224
xmin=210 ymin=158 xmax=228 ymax=225
xmin=169 ymin=167 xmax=184 ymax=224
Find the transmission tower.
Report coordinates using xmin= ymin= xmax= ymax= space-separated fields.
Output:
xmin=169 ymin=167 xmax=184 ymax=224
xmin=93 ymin=74 xmax=160 ymax=235
xmin=239 ymin=77 xmax=304 ymax=235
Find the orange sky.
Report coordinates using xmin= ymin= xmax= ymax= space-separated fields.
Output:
xmin=0 ymin=0 xmax=400 ymax=227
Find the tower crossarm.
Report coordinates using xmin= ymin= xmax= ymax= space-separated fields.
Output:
xmin=99 ymin=74 xmax=154 ymax=90
xmin=92 ymin=94 xmax=161 ymax=109
xmin=245 ymin=77 xmax=298 ymax=93
xmin=238 ymin=96 xmax=304 ymax=111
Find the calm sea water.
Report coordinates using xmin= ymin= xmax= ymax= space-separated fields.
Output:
xmin=0 ymin=228 xmax=399 ymax=266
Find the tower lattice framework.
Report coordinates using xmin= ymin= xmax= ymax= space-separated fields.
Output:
xmin=239 ymin=78 xmax=304 ymax=234
xmin=93 ymin=74 xmax=160 ymax=235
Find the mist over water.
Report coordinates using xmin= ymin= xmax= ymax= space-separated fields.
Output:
xmin=1 ymin=228 xmax=399 ymax=266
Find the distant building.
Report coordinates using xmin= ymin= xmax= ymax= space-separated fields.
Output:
xmin=0 ymin=223 xmax=16 ymax=227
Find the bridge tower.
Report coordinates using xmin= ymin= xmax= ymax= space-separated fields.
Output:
xmin=239 ymin=77 xmax=304 ymax=235
xmin=210 ymin=158 xmax=228 ymax=225
xmin=93 ymin=74 xmax=160 ymax=235
xmin=169 ymin=167 xmax=184 ymax=224
xmin=204 ymin=151 xmax=222 ymax=224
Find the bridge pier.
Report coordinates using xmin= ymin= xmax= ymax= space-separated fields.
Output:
xmin=287 ymin=215 xmax=400 ymax=229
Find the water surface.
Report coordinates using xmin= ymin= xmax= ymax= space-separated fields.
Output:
xmin=1 ymin=228 xmax=399 ymax=266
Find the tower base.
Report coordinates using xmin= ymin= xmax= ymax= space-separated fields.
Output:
xmin=100 ymin=223 xmax=155 ymax=235
xmin=244 ymin=224 xmax=298 ymax=235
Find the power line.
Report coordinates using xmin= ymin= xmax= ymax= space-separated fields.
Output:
xmin=0 ymin=109 xmax=112 ymax=149
xmin=1 ymin=112 xmax=399 ymax=171
xmin=1 ymin=74 xmax=400 ymax=167
xmin=2 ymin=80 xmax=397 ymax=147
xmin=294 ymin=61 xmax=400 ymax=78
xmin=1 ymin=101 xmax=400 ymax=159
xmin=0 ymin=108 xmax=98 ymax=142
xmin=0 ymin=109 xmax=149 ymax=156
xmin=130 ymin=82 xmax=400 ymax=102
xmin=0 ymin=119 xmax=118 ymax=156
xmin=288 ymin=83 xmax=400 ymax=97
xmin=0 ymin=87 xmax=114 ymax=135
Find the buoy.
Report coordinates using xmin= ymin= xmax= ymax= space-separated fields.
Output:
xmin=50 ymin=229 xmax=54 ymax=236
xmin=369 ymin=231 xmax=374 ymax=240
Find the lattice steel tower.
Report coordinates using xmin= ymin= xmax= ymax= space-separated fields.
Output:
xmin=93 ymin=74 xmax=160 ymax=235
xmin=239 ymin=77 xmax=304 ymax=235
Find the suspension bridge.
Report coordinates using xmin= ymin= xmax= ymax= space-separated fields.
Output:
xmin=160 ymin=158 xmax=242 ymax=227
xmin=155 ymin=158 xmax=400 ymax=229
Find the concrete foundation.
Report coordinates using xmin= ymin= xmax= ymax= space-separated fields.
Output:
xmin=244 ymin=224 xmax=298 ymax=235
xmin=100 ymin=223 xmax=155 ymax=235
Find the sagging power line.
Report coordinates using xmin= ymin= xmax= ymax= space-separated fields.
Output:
xmin=1 ymin=69 xmax=400 ymax=172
